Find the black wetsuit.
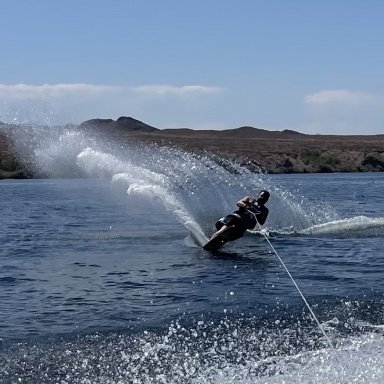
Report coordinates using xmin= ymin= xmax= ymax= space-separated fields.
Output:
xmin=215 ymin=204 xmax=269 ymax=241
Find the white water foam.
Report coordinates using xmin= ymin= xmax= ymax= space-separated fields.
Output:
xmin=2 ymin=318 xmax=383 ymax=384
xmin=213 ymin=335 xmax=384 ymax=384
xmin=247 ymin=333 xmax=384 ymax=384
xmin=300 ymin=215 xmax=384 ymax=236
xmin=129 ymin=323 xmax=384 ymax=384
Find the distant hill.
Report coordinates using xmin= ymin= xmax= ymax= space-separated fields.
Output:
xmin=79 ymin=117 xmax=305 ymax=138
xmin=81 ymin=116 xmax=158 ymax=133
xmin=213 ymin=126 xmax=305 ymax=138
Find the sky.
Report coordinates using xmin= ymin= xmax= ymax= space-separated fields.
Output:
xmin=1 ymin=0 xmax=384 ymax=134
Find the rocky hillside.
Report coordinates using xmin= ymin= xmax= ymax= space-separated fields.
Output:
xmin=80 ymin=117 xmax=384 ymax=174
xmin=0 ymin=130 xmax=32 ymax=179
xmin=1 ymin=117 xmax=384 ymax=178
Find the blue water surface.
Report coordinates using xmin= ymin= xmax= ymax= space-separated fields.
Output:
xmin=1 ymin=163 xmax=384 ymax=383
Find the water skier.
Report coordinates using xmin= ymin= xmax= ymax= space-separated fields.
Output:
xmin=204 ymin=190 xmax=270 ymax=250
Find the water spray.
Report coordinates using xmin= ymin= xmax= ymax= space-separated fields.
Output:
xmin=256 ymin=220 xmax=335 ymax=351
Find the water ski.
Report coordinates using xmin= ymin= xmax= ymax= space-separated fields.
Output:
xmin=203 ymin=235 xmax=227 ymax=251
xmin=203 ymin=226 xmax=235 ymax=251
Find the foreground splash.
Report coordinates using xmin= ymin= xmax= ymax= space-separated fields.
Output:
xmin=1 ymin=308 xmax=383 ymax=384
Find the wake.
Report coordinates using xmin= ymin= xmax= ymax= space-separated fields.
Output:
xmin=264 ymin=216 xmax=384 ymax=237
xmin=301 ymin=216 xmax=384 ymax=236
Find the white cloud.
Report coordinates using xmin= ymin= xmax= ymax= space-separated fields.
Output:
xmin=0 ymin=83 xmax=116 ymax=99
xmin=0 ymin=83 xmax=225 ymax=126
xmin=0 ymin=83 xmax=224 ymax=99
xmin=305 ymin=89 xmax=379 ymax=106
xmin=133 ymin=84 xmax=224 ymax=96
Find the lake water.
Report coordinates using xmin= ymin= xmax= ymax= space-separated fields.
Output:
xmin=0 ymin=128 xmax=384 ymax=383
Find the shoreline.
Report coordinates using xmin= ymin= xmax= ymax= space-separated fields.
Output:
xmin=1 ymin=117 xmax=384 ymax=178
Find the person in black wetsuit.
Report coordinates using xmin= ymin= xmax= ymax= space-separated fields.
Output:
xmin=208 ymin=190 xmax=270 ymax=243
